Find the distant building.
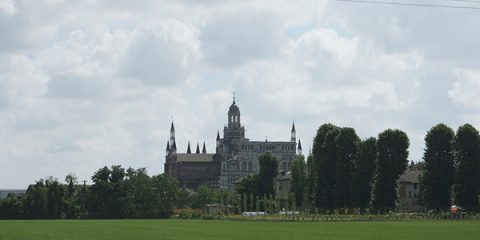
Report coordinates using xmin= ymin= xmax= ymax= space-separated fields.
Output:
xmin=164 ymin=123 xmax=221 ymax=189
xmin=164 ymin=96 xmax=301 ymax=190
xmin=398 ymin=167 xmax=424 ymax=212
xmin=0 ymin=189 xmax=26 ymax=199
xmin=275 ymin=170 xmax=292 ymax=208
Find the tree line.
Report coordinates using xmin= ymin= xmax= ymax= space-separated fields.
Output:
xmin=289 ymin=123 xmax=480 ymax=213
xmin=0 ymin=166 xmax=179 ymax=219
xmin=1 ymin=123 xmax=479 ymax=219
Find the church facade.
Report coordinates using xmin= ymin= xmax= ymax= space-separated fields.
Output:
xmin=164 ymin=97 xmax=302 ymax=190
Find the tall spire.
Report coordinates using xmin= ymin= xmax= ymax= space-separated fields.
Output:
xmin=166 ymin=140 xmax=170 ymax=154
xmin=187 ymin=141 xmax=191 ymax=154
xmin=216 ymin=130 xmax=220 ymax=141
xmin=291 ymin=121 xmax=296 ymax=142
xmin=297 ymin=139 xmax=302 ymax=155
xmin=172 ymin=140 xmax=177 ymax=153
xmin=202 ymin=142 xmax=207 ymax=154
xmin=196 ymin=142 xmax=200 ymax=154
xmin=170 ymin=120 xmax=175 ymax=146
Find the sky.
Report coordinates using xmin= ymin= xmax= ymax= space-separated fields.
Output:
xmin=1 ymin=0 xmax=479 ymax=188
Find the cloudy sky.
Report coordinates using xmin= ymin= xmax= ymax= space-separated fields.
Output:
xmin=1 ymin=0 xmax=479 ymax=188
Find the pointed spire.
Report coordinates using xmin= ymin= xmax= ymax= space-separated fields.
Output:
xmin=196 ymin=142 xmax=200 ymax=154
xmin=187 ymin=141 xmax=191 ymax=154
xmin=291 ymin=121 xmax=296 ymax=142
xmin=298 ymin=139 xmax=302 ymax=150
xmin=202 ymin=142 xmax=207 ymax=154
xmin=166 ymin=140 xmax=170 ymax=151
xmin=216 ymin=131 xmax=220 ymax=141
xmin=172 ymin=140 xmax=177 ymax=150
xmin=170 ymin=121 xmax=175 ymax=131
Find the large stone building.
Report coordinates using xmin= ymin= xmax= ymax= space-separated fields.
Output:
xmin=164 ymin=97 xmax=302 ymax=190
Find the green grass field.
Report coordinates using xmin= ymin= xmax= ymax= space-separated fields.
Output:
xmin=0 ymin=219 xmax=479 ymax=240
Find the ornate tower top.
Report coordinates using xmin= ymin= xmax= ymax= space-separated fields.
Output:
xmin=224 ymin=94 xmax=245 ymax=140
xmin=228 ymin=94 xmax=240 ymax=127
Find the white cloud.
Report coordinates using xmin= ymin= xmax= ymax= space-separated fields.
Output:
xmin=121 ymin=21 xmax=200 ymax=85
xmin=448 ymin=69 xmax=480 ymax=108
xmin=0 ymin=0 xmax=16 ymax=15
xmin=0 ymin=1 xmax=479 ymax=188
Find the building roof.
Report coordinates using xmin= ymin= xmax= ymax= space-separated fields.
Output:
xmin=399 ymin=168 xmax=421 ymax=183
xmin=176 ymin=153 xmax=215 ymax=162
xmin=275 ymin=170 xmax=291 ymax=181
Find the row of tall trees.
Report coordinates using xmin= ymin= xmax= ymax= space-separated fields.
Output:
xmin=290 ymin=123 xmax=410 ymax=213
xmin=422 ymin=123 xmax=480 ymax=212
xmin=0 ymin=166 xmax=179 ymax=219
xmin=290 ymin=122 xmax=480 ymax=213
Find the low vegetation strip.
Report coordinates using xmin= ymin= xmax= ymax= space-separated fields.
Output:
xmin=0 ymin=219 xmax=479 ymax=240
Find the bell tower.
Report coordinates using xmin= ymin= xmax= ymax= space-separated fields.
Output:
xmin=224 ymin=94 xmax=245 ymax=140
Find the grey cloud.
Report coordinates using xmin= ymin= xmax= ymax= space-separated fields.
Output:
xmin=120 ymin=30 xmax=194 ymax=85
xmin=200 ymin=11 xmax=283 ymax=68
xmin=47 ymin=74 xmax=111 ymax=100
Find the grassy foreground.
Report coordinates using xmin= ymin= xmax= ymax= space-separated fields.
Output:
xmin=0 ymin=219 xmax=479 ymax=240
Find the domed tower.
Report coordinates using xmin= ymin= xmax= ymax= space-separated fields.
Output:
xmin=224 ymin=95 xmax=245 ymax=140
xmin=228 ymin=96 xmax=241 ymax=128
xmin=223 ymin=94 xmax=246 ymax=155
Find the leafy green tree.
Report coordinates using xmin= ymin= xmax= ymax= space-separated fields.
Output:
xmin=312 ymin=123 xmax=340 ymax=212
xmin=258 ymin=152 xmax=279 ymax=197
xmin=0 ymin=194 xmax=23 ymax=219
xmin=351 ymin=137 xmax=377 ymax=214
xmin=64 ymin=174 xmax=80 ymax=219
xmin=237 ymin=174 xmax=260 ymax=208
xmin=291 ymin=155 xmax=306 ymax=208
xmin=24 ymin=179 xmax=48 ymax=218
xmin=176 ymin=188 xmax=191 ymax=209
xmin=124 ymin=168 xmax=155 ymax=218
xmin=306 ymin=154 xmax=315 ymax=208
xmin=191 ymin=185 xmax=218 ymax=209
xmin=453 ymin=124 xmax=480 ymax=211
xmin=421 ymin=124 xmax=455 ymax=212
xmin=89 ymin=166 xmax=112 ymax=218
xmin=151 ymin=173 xmax=179 ymax=218
xmin=334 ymin=127 xmax=359 ymax=211
xmin=45 ymin=177 xmax=64 ymax=219
xmin=372 ymin=129 xmax=409 ymax=213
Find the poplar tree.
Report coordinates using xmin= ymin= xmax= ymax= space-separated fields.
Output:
xmin=312 ymin=123 xmax=340 ymax=212
xmin=334 ymin=127 xmax=359 ymax=211
xmin=453 ymin=124 xmax=480 ymax=211
xmin=351 ymin=137 xmax=377 ymax=214
xmin=291 ymin=155 xmax=306 ymax=208
xmin=372 ymin=129 xmax=409 ymax=213
xmin=421 ymin=124 xmax=455 ymax=212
